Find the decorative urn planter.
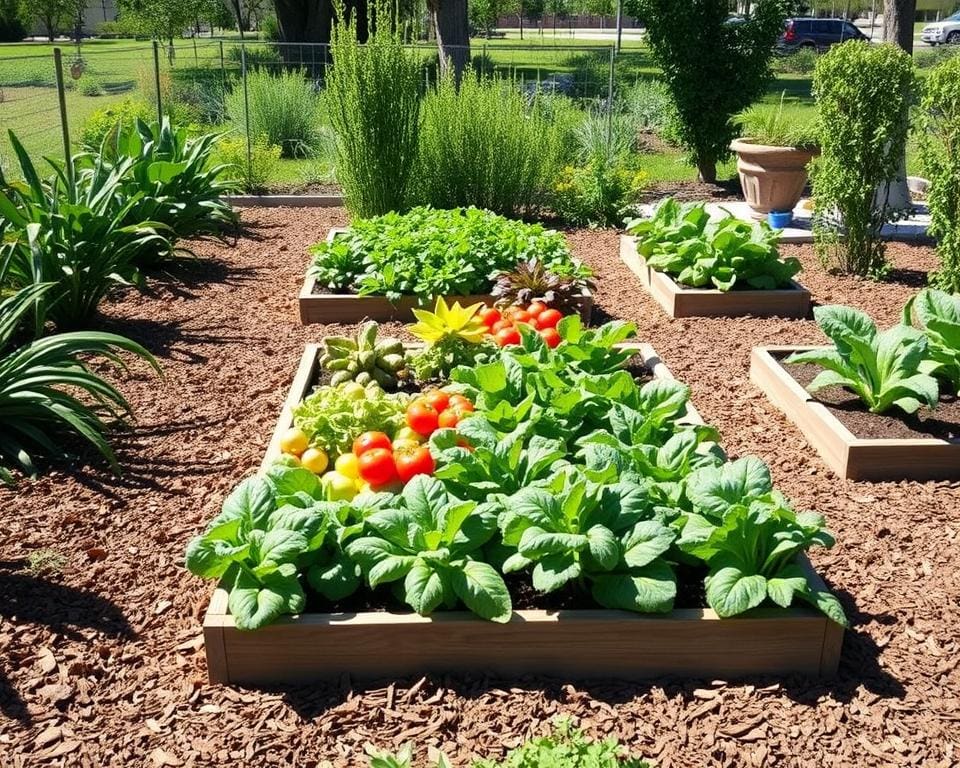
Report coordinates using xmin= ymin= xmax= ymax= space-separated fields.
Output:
xmin=730 ymin=138 xmax=818 ymax=220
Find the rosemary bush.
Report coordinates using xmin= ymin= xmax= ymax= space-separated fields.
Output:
xmin=415 ymin=71 xmax=572 ymax=216
xmin=918 ymin=55 xmax=960 ymax=293
xmin=811 ymin=42 xmax=915 ymax=277
xmin=326 ymin=1 xmax=421 ymax=217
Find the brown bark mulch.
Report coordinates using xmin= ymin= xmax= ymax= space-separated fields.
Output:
xmin=1 ymin=209 xmax=958 ymax=768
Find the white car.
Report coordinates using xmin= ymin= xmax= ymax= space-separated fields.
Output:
xmin=921 ymin=11 xmax=960 ymax=46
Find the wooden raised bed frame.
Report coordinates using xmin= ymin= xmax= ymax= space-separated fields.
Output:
xmin=299 ymin=228 xmax=593 ymax=325
xmin=619 ymin=235 xmax=811 ymax=319
xmin=202 ymin=343 xmax=844 ymax=685
xmin=751 ymin=345 xmax=960 ymax=481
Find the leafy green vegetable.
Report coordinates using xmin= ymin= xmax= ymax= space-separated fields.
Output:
xmin=785 ymin=304 xmax=940 ymax=414
xmin=677 ymin=457 xmax=847 ymax=624
xmin=903 ymin=288 xmax=960 ymax=393
xmin=293 ymin=382 xmax=410 ymax=454
xmin=346 ymin=476 xmax=512 ymax=622
xmin=308 ymin=206 xmax=591 ymax=302
xmin=625 ymin=197 xmax=801 ymax=291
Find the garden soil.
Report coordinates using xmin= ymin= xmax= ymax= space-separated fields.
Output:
xmin=1 ymin=208 xmax=958 ymax=768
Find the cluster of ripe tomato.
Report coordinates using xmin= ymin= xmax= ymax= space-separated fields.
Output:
xmin=478 ymin=303 xmax=566 ymax=348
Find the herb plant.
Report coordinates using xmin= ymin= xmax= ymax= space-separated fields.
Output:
xmin=903 ymin=288 xmax=960 ymax=393
xmin=309 ymin=207 xmax=590 ymax=302
xmin=737 ymin=92 xmax=820 ymax=147
xmin=491 ymin=258 xmax=595 ymax=314
xmin=625 ymin=198 xmax=801 ymax=291
xmin=785 ymin=305 xmax=940 ymax=414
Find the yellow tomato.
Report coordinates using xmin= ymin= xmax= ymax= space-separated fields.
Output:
xmin=322 ymin=471 xmax=356 ymax=501
xmin=393 ymin=426 xmax=423 ymax=444
xmin=279 ymin=427 xmax=309 ymax=456
xmin=335 ymin=452 xmax=361 ymax=479
xmin=300 ymin=447 xmax=329 ymax=474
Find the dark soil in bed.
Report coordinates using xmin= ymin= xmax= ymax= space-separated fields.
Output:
xmin=780 ymin=357 xmax=960 ymax=442
xmin=1 ymin=208 xmax=958 ymax=768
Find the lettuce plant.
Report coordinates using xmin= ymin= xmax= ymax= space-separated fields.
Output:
xmin=785 ymin=305 xmax=940 ymax=414
xmin=346 ymin=476 xmax=512 ymax=622
xmin=677 ymin=457 xmax=846 ymax=624
xmin=625 ymin=197 xmax=801 ymax=291
xmin=903 ymin=288 xmax=960 ymax=393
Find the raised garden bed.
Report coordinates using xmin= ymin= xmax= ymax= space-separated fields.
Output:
xmin=299 ymin=228 xmax=594 ymax=324
xmin=619 ymin=235 xmax=811 ymax=319
xmin=201 ymin=342 xmax=844 ymax=685
xmin=751 ymin=346 xmax=960 ymax=481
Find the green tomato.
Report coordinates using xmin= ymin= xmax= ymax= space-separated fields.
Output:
xmin=322 ymin=470 xmax=357 ymax=501
xmin=342 ymin=381 xmax=366 ymax=401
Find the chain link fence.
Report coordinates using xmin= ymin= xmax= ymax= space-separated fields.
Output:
xmin=0 ymin=39 xmax=654 ymax=187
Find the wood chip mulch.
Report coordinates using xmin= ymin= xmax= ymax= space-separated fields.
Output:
xmin=1 ymin=208 xmax=958 ymax=767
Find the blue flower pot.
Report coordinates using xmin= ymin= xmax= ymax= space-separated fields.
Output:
xmin=767 ymin=210 xmax=793 ymax=229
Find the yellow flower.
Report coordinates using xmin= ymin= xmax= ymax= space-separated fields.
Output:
xmin=409 ymin=296 xmax=488 ymax=345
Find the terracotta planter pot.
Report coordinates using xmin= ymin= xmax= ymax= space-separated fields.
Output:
xmin=730 ymin=138 xmax=818 ymax=220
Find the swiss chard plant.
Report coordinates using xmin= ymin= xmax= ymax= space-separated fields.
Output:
xmin=676 ymin=457 xmax=846 ymax=624
xmin=625 ymin=198 xmax=801 ymax=291
xmin=345 ymin=475 xmax=512 ymax=622
xmin=903 ymin=288 xmax=960 ymax=394
xmin=308 ymin=206 xmax=591 ymax=302
xmin=499 ymin=465 xmax=679 ymax=613
xmin=785 ymin=305 xmax=940 ymax=414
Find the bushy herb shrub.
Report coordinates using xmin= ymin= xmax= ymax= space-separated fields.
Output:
xmin=326 ymin=1 xmax=421 ymax=217
xmin=737 ymin=93 xmax=819 ymax=147
xmin=225 ymin=68 xmax=324 ymax=158
xmin=416 ymin=71 xmax=572 ymax=217
xmin=552 ymin=163 xmax=647 ymax=227
xmin=309 ymin=206 xmax=590 ymax=301
xmin=214 ymin=134 xmax=282 ymax=192
xmin=917 ymin=55 xmax=960 ymax=293
xmin=626 ymin=197 xmax=800 ymax=290
xmin=622 ymin=78 xmax=675 ymax=135
xmin=81 ymin=98 xmax=153 ymax=150
xmin=811 ymin=41 xmax=916 ymax=277
xmin=630 ymin=0 xmax=786 ymax=182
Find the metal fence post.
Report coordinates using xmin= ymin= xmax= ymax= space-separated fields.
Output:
xmin=241 ymin=45 xmax=252 ymax=186
xmin=606 ymin=45 xmax=616 ymax=161
xmin=219 ymin=40 xmax=226 ymax=95
xmin=152 ymin=40 xmax=163 ymax=122
xmin=53 ymin=48 xmax=73 ymax=192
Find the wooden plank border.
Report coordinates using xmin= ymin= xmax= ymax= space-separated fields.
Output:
xmin=751 ymin=345 xmax=960 ymax=481
xmin=619 ymin=235 xmax=811 ymax=319
xmin=299 ymin=228 xmax=594 ymax=325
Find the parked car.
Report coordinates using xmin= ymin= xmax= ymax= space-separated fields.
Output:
xmin=920 ymin=11 xmax=960 ymax=46
xmin=778 ymin=17 xmax=869 ymax=52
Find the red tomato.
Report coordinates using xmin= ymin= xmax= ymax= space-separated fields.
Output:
xmin=358 ymin=447 xmax=398 ymax=485
xmin=406 ymin=400 xmax=440 ymax=436
xmin=539 ymin=327 xmax=561 ymax=348
xmin=352 ymin=431 xmax=392 ymax=457
xmin=510 ymin=309 xmax=533 ymax=325
xmin=536 ymin=308 xmax=563 ymax=329
xmin=527 ymin=301 xmax=548 ymax=317
xmin=491 ymin=319 xmax=514 ymax=334
xmin=448 ymin=394 xmax=474 ymax=412
xmin=495 ymin=326 xmax=522 ymax=346
xmin=439 ymin=405 xmax=475 ymax=429
xmin=393 ymin=445 xmax=435 ymax=483
xmin=479 ymin=307 xmax=502 ymax=328
xmin=421 ymin=389 xmax=450 ymax=412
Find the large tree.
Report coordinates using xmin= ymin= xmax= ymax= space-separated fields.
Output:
xmin=883 ymin=0 xmax=915 ymax=52
xmin=428 ymin=0 xmax=470 ymax=79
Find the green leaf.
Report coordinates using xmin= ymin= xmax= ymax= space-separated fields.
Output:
xmin=369 ymin=554 xmax=417 ymax=587
xmin=403 ymin=560 xmax=447 ymax=616
xmin=258 ymin=528 xmax=308 ymax=566
xmin=686 ymin=456 xmax=772 ymax=518
xmin=585 ymin=525 xmax=619 ymax=571
xmin=228 ymin=567 xmax=305 ymax=631
xmin=621 ymin=521 xmax=675 ymax=569
xmin=590 ymin=561 xmax=676 ymax=613
xmin=765 ymin=564 xmax=809 ymax=608
xmin=450 ymin=559 xmax=512 ymax=622
xmin=220 ymin=475 xmax=275 ymax=530
xmin=532 ymin=554 xmax=581 ymax=593
xmin=705 ymin=566 xmax=768 ymax=617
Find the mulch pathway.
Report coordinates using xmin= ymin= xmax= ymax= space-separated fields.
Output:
xmin=1 ymin=208 xmax=958 ymax=768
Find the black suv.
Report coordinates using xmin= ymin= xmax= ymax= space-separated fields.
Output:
xmin=778 ymin=17 xmax=868 ymax=52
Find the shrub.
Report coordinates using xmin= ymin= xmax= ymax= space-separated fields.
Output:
xmin=225 ymin=68 xmax=323 ymax=158
xmin=0 ymin=132 xmax=168 ymax=331
xmin=325 ymin=0 xmax=421 ymax=217
xmin=552 ymin=162 xmax=647 ymax=227
xmin=416 ymin=71 xmax=571 ymax=217
xmin=772 ymin=47 xmax=819 ymax=74
xmin=308 ymin=206 xmax=590 ymax=301
xmin=917 ymin=55 xmax=960 ymax=293
xmin=622 ymin=78 xmax=675 ymax=135
xmin=812 ymin=41 xmax=916 ymax=277
xmin=81 ymin=98 xmax=153 ymax=149
xmin=79 ymin=74 xmax=106 ymax=97
xmin=0 ymin=0 xmax=26 ymax=42
xmin=0 ymin=278 xmax=159 ymax=484
xmin=630 ymin=0 xmax=786 ymax=182
xmin=914 ymin=44 xmax=960 ymax=70
xmin=214 ymin=133 xmax=282 ymax=192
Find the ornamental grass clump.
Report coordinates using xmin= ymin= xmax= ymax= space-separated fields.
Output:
xmin=325 ymin=0 xmax=421 ymax=217
xmin=811 ymin=41 xmax=916 ymax=277
xmin=917 ymin=55 xmax=960 ymax=294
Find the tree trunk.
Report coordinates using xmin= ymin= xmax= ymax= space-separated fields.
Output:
xmin=883 ymin=0 xmax=916 ymax=53
xmin=274 ymin=0 xmax=333 ymax=67
xmin=697 ymin=158 xmax=717 ymax=184
xmin=428 ymin=0 xmax=470 ymax=81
